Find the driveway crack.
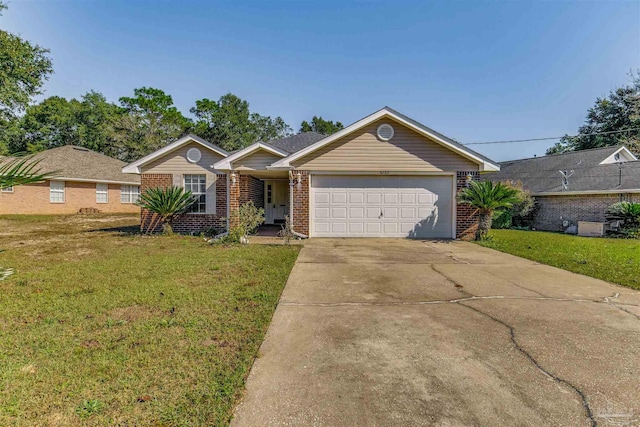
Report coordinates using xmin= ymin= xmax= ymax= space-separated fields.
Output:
xmin=457 ymin=301 xmax=596 ymax=427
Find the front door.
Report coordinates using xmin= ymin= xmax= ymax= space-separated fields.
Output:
xmin=264 ymin=180 xmax=289 ymax=224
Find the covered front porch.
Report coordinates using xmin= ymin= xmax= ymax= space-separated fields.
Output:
xmin=230 ymin=170 xmax=291 ymax=226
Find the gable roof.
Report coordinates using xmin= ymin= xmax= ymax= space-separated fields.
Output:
xmin=271 ymin=107 xmax=500 ymax=171
xmin=487 ymin=145 xmax=640 ymax=194
xmin=1 ymin=145 xmax=140 ymax=184
xmin=122 ymin=134 xmax=228 ymax=174
xmin=213 ymin=142 xmax=290 ymax=170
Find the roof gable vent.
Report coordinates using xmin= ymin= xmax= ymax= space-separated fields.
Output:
xmin=376 ymin=124 xmax=394 ymax=141
xmin=186 ymin=147 xmax=202 ymax=163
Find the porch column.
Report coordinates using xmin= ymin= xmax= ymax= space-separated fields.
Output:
xmin=291 ymin=170 xmax=310 ymax=236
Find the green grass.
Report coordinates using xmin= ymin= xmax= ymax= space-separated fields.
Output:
xmin=0 ymin=214 xmax=300 ymax=426
xmin=478 ymin=229 xmax=640 ymax=290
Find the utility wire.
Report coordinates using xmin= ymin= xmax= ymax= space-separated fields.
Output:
xmin=462 ymin=127 xmax=640 ymax=146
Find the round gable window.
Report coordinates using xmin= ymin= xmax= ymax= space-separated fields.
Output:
xmin=376 ymin=124 xmax=395 ymax=141
xmin=186 ymin=147 xmax=202 ymax=163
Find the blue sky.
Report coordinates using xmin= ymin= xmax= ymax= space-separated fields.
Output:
xmin=3 ymin=0 xmax=639 ymax=161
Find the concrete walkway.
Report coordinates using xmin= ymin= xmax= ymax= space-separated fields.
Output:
xmin=232 ymin=239 xmax=640 ymax=427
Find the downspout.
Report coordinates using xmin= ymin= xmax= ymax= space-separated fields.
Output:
xmin=289 ymin=169 xmax=308 ymax=239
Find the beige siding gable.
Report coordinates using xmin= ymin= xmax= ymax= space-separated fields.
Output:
xmin=291 ymin=118 xmax=478 ymax=172
xmin=232 ymin=150 xmax=284 ymax=171
xmin=142 ymin=142 xmax=225 ymax=174
xmin=142 ymin=142 xmax=224 ymax=214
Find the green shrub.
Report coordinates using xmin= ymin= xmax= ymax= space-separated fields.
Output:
xmin=224 ymin=201 xmax=265 ymax=244
xmin=490 ymin=180 xmax=535 ymax=229
xmin=606 ymin=201 xmax=640 ymax=228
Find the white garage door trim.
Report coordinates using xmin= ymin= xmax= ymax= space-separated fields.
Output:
xmin=309 ymin=173 xmax=456 ymax=238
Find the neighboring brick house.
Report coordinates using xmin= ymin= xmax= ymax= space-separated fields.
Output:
xmin=123 ymin=107 xmax=500 ymax=240
xmin=487 ymin=146 xmax=640 ymax=231
xmin=0 ymin=146 xmax=140 ymax=215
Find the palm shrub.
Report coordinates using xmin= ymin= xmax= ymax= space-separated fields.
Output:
xmin=457 ymin=180 xmax=520 ymax=240
xmin=606 ymin=201 xmax=640 ymax=228
xmin=0 ymin=155 xmax=55 ymax=189
xmin=137 ymin=186 xmax=197 ymax=234
xmin=491 ymin=180 xmax=536 ymax=229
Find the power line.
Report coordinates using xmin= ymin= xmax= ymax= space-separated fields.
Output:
xmin=462 ymin=127 xmax=640 ymax=146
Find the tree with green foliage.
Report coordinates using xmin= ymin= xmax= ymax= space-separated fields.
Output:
xmin=547 ymin=72 xmax=640 ymax=155
xmin=191 ymin=93 xmax=291 ymax=151
xmin=0 ymin=2 xmax=53 ymax=122
xmin=300 ymin=116 xmax=344 ymax=136
xmin=4 ymin=91 xmax=123 ymax=154
xmin=457 ymin=181 xmax=520 ymax=240
xmin=111 ymin=87 xmax=192 ymax=161
xmin=137 ymin=186 xmax=197 ymax=234
xmin=491 ymin=180 xmax=536 ymax=229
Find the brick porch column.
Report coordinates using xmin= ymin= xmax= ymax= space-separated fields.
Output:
xmin=455 ymin=171 xmax=479 ymax=240
xmin=291 ymin=170 xmax=309 ymax=236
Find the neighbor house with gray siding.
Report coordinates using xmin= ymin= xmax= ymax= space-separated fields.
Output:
xmin=488 ymin=146 xmax=640 ymax=231
xmin=123 ymin=107 xmax=500 ymax=239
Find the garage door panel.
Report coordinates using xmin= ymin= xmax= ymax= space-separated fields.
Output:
xmin=332 ymin=193 xmax=347 ymax=204
xmin=349 ymin=207 xmax=365 ymax=218
xmin=311 ymin=175 xmax=453 ymax=238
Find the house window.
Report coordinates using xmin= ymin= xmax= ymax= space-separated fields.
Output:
xmin=184 ymin=174 xmax=206 ymax=213
xmin=121 ymin=185 xmax=140 ymax=204
xmin=267 ymin=184 xmax=272 ymax=204
xmin=1 ymin=186 xmax=13 ymax=193
xmin=96 ymin=183 xmax=108 ymax=203
xmin=50 ymin=180 xmax=65 ymax=203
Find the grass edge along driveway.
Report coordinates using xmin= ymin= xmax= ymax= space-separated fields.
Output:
xmin=0 ymin=214 xmax=300 ymax=426
xmin=479 ymin=229 xmax=640 ymax=290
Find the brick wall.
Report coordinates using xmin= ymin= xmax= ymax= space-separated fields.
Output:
xmin=228 ymin=173 xmax=264 ymax=225
xmin=532 ymin=193 xmax=640 ymax=231
xmin=291 ymin=171 xmax=309 ymax=236
xmin=0 ymin=180 xmax=140 ymax=215
xmin=456 ymin=171 xmax=480 ymax=240
xmin=140 ymin=173 xmax=227 ymax=234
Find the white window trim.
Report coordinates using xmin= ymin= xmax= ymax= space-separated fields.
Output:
xmin=96 ymin=183 xmax=108 ymax=204
xmin=120 ymin=185 xmax=140 ymax=204
xmin=1 ymin=186 xmax=14 ymax=193
xmin=50 ymin=180 xmax=65 ymax=203
xmin=184 ymin=174 xmax=206 ymax=214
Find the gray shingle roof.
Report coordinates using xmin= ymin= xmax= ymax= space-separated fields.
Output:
xmin=2 ymin=146 xmax=140 ymax=184
xmin=265 ymin=132 xmax=326 ymax=154
xmin=487 ymin=146 xmax=640 ymax=194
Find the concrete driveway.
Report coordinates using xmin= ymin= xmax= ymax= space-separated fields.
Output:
xmin=232 ymin=239 xmax=640 ymax=427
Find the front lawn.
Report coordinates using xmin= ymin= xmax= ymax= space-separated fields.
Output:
xmin=0 ymin=214 xmax=299 ymax=426
xmin=479 ymin=229 xmax=640 ymax=290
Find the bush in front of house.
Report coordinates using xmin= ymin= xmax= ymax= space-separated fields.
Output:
xmin=491 ymin=180 xmax=536 ymax=229
xmin=224 ymin=201 xmax=265 ymax=244
xmin=606 ymin=201 xmax=640 ymax=238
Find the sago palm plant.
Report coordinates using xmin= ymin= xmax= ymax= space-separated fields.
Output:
xmin=137 ymin=186 xmax=197 ymax=234
xmin=457 ymin=180 xmax=520 ymax=240
xmin=0 ymin=155 xmax=54 ymax=189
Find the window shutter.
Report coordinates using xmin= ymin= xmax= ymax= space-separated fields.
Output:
xmin=172 ymin=174 xmax=182 ymax=188
xmin=206 ymin=174 xmax=216 ymax=214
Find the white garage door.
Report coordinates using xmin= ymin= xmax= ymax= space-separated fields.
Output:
xmin=311 ymin=175 xmax=454 ymax=238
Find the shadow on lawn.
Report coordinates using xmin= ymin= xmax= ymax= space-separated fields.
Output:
xmin=87 ymin=224 xmax=142 ymax=236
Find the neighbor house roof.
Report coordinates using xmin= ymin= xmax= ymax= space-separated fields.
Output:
xmin=122 ymin=134 xmax=229 ymax=174
xmin=270 ymin=106 xmax=500 ymax=171
xmin=488 ymin=146 xmax=640 ymax=195
xmin=1 ymin=145 xmax=140 ymax=185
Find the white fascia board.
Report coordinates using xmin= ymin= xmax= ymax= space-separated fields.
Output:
xmin=52 ymin=177 xmax=141 ymax=185
xmin=272 ymin=107 xmax=501 ymax=171
xmin=122 ymin=134 xmax=229 ymax=174
xmin=532 ymin=189 xmax=640 ymax=196
xmin=599 ymin=146 xmax=638 ymax=165
xmin=213 ymin=142 xmax=288 ymax=170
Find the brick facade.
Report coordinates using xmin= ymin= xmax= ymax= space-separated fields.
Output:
xmin=228 ymin=173 xmax=264 ymax=227
xmin=291 ymin=171 xmax=309 ymax=236
xmin=0 ymin=180 xmax=140 ymax=215
xmin=455 ymin=171 xmax=480 ymax=240
xmin=140 ymin=173 xmax=227 ymax=234
xmin=532 ymin=193 xmax=640 ymax=231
